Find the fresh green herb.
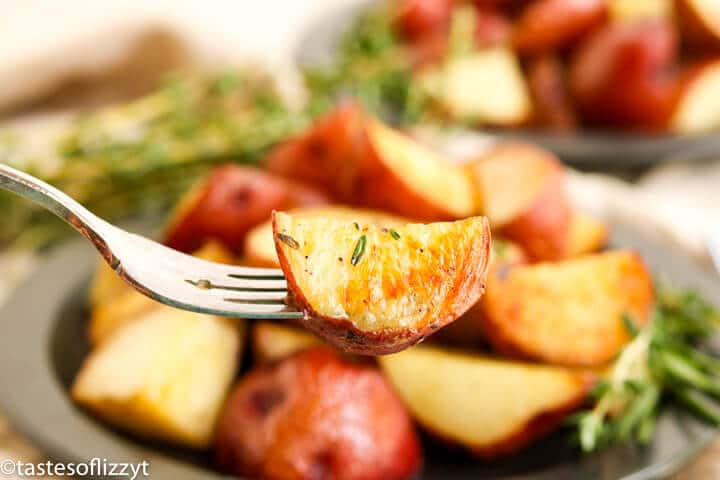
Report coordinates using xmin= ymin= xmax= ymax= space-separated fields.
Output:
xmin=351 ymin=234 xmax=367 ymax=266
xmin=0 ymin=70 xmax=310 ymax=249
xmin=277 ymin=233 xmax=300 ymax=250
xmin=571 ymin=283 xmax=720 ymax=452
xmin=622 ymin=313 xmax=640 ymax=338
xmin=389 ymin=228 xmax=401 ymax=240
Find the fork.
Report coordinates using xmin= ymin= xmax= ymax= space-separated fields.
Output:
xmin=0 ymin=164 xmax=303 ymax=319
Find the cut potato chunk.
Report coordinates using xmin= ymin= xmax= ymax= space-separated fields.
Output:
xmin=670 ymin=60 xmax=720 ymax=134
xmin=419 ymin=47 xmax=532 ymax=126
xmin=609 ymin=0 xmax=672 ymax=21
xmin=676 ymin=0 xmax=720 ymax=52
xmin=252 ymin=322 xmax=322 ymax=363
xmin=482 ymin=251 xmax=654 ymax=367
xmin=164 ymin=165 xmax=328 ymax=254
xmin=88 ymin=242 xmax=236 ymax=345
xmin=245 ymin=206 xmax=409 ymax=268
xmin=379 ymin=346 xmax=592 ymax=458
xmin=273 ymin=212 xmax=491 ymax=354
xmin=72 ymin=307 xmax=243 ymax=449
xmin=265 ymin=104 xmax=475 ymax=221
xmin=566 ymin=213 xmax=609 ymax=257
xmin=466 ymin=143 xmax=571 ymax=260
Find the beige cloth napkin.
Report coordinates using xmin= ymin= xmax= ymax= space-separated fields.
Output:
xmin=0 ymin=3 xmax=719 ymax=478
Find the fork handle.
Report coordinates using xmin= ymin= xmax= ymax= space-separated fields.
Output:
xmin=0 ymin=163 xmax=118 ymax=264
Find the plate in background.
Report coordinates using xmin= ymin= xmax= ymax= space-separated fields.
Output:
xmin=0 ymin=218 xmax=717 ymax=479
xmin=295 ymin=1 xmax=720 ymax=169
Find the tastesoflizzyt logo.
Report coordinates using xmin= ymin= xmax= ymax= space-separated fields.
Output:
xmin=0 ymin=457 xmax=150 ymax=479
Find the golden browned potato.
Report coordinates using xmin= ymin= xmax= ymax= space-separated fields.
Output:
xmin=73 ymin=307 xmax=243 ymax=449
xmin=465 ymin=142 xmax=571 ymax=261
xmin=566 ymin=213 xmax=609 ymax=257
xmin=214 ymin=347 xmax=422 ymax=480
xmin=273 ymin=212 xmax=491 ymax=355
xmin=252 ymin=322 xmax=322 ymax=363
xmin=482 ymin=250 xmax=654 ymax=367
xmin=164 ymin=165 xmax=329 ymax=254
xmin=87 ymin=242 xmax=235 ymax=345
xmin=265 ymin=104 xmax=476 ymax=221
xmin=434 ymin=237 xmax=527 ymax=348
xmin=245 ymin=206 xmax=409 ymax=268
xmin=379 ymin=345 xmax=593 ymax=458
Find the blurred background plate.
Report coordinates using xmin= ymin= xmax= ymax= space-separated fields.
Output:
xmin=295 ymin=0 xmax=720 ymax=169
xmin=0 ymin=218 xmax=717 ymax=479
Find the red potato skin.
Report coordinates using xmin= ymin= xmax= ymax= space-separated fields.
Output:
xmin=569 ymin=20 xmax=679 ymax=130
xmin=164 ymin=165 xmax=329 ymax=254
xmin=499 ymin=161 xmax=571 ymax=261
xmin=273 ymin=213 xmax=492 ymax=355
xmin=265 ymin=104 xmax=470 ymax=221
xmin=214 ymin=347 xmax=422 ymax=480
xmin=474 ymin=4 xmax=513 ymax=48
xmin=513 ymin=0 xmax=608 ymax=55
xmin=675 ymin=0 xmax=720 ymax=53
xmin=527 ymin=54 xmax=578 ymax=131
xmin=264 ymin=103 xmax=365 ymax=202
xmin=394 ymin=0 xmax=453 ymax=42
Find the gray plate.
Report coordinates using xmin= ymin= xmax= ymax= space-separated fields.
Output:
xmin=296 ymin=1 xmax=720 ymax=169
xmin=0 ymin=219 xmax=718 ymax=479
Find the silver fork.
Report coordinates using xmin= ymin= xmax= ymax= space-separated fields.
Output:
xmin=0 ymin=164 xmax=303 ymax=319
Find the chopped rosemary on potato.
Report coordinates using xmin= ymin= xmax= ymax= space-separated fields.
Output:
xmin=390 ymin=228 xmax=401 ymax=240
xmin=570 ymin=283 xmax=720 ymax=452
xmin=351 ymin=235 xmax=367 ymax=266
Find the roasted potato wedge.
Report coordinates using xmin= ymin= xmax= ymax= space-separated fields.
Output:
xmin=88 ymin=242 xmax=235 ymax=345
xmin=273 ymin=212 xmax=491 ymax=354
xmin=215 ymin=347 xmax=422 ymax=480
xmin=252 ymin=322 xmax=322 ymax=363
xmin=73 ymin=307 xmax=243 ymax=449
xmin=434 ymin=237 xmax=527 ymax=348
xmin=164 ymin=165 xmax=329 ymax=254
xmin=566 ymin=213 xmax=609 ymax=257
xmin=266 ymin=105 xmax=475 ymax=221
xmin=245 ymin=206 xmax=409 ymax=268
xmin=419 ymin=47 xmax=532 ymax=126
xmin=609 ymin=0 xmax=672 ymax=21
xmin=670 ymin=59 xmax=720 ymax=134
xmin=466 ymin=142 xmax=571 ymax=260
xmin=379 ymin=345 xmax=593 ymax=458
xmin=513 ymin=0 xmax=608 ymax=55
xmin=676 ymin=0 xmax=720 ymax=52
xmin=482 ymin=250 xmax=654 ymax=366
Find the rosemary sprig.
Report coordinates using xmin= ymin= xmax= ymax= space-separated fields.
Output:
xmin=0 ymin=70 xmax=309 ymax=249
xmin=571 ymin=283 xmax=720 ymax=452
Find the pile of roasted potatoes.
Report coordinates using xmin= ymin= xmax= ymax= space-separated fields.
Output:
xmin=72 ymin=104 xmax=654 ymax=479
xmin=391 ymin=0 xmax=720 ymax=133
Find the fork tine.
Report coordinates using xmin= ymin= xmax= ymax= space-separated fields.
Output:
xmin=219 ymin=301 xmax=299 ymax=314
xmin=184 ymin=277 xmax=288 ymax=291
